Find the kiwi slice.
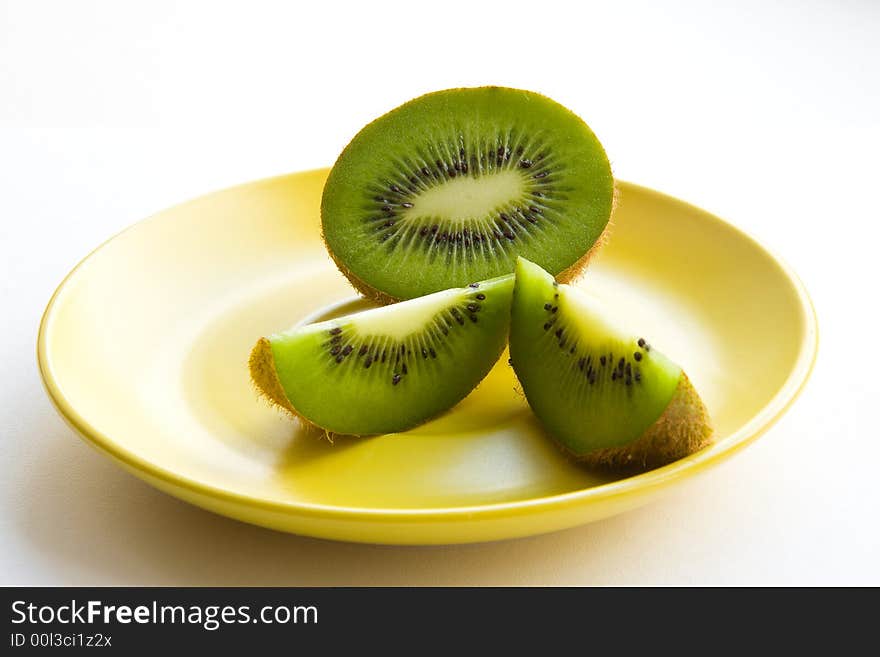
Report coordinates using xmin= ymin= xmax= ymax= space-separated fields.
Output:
xmin=509 ymin=258 xmax=712 ymax=470
xmin=250 ymin=275 xmax=514 ymax=435
xmin=321 ymin=87 xmax=614 ymax=303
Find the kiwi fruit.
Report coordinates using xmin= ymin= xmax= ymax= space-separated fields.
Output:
xmin=321 ymin=87 xmax=615 ymax=303
xmin=509 ymin=258 xmax=713 ymax=470
xmin=249 ymin=275 xmax=514 ymax=435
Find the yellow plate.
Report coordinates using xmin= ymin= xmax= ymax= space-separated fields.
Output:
xmin=38 ymin=170 xmax=817 ymax=545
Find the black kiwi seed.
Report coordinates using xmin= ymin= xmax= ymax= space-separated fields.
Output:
xmin=555 ymin=328 xmax=563 ymax=338
xmin=634 ymin=371 xmax=641 ymax=382
xmin=544 ymin=303 xmax=552 ymax=311
xmin=638 ymin=338 xmax=646 ymax=347
xmin=467 ymin=303 xmax=480 ymax=312
xmin=618 ymin=357 xmax=625 ymax=371
xmin=330 ymin=345 xmax=341 ymax=356
xmin=392 ymin=374 xmax=401 ymax=385
xmin=329 ymin=327 xmax=342 ymax=335
xmin=400 ymin=345 xmax=406 ymax=355
xmin=551 ymin=306 xmax=558 ymax=313
xmin=364 ymin=356 xmax=372 ymax=368
xmin=402 ymin=363 xmax=408 ymax=375
xmin=336 ymin=355 xmax=344 ymax=363
xmin=569 ymin=346 xmax=575 ymax=354
xmin=469 ymin=283 xmax=480 ymax=289
xmin=533 ymin=171 xmax=548 ymax=179
xmin=634 ymin=352 xmax=643 ymax=361
xmin=342 ymin=345 xmax=353 ymax=356
xmin=519 ymin=159 xmax=533 ymax=168
xmin=578 ymin=358 xmax=585 ymax=370
xmin=543 ymin=322 xmax=552 ymax=330
xmin=469 ymin=314 xmax=478 ymax=323
xmin=390 ymin=184 xmax=403 ymax=193
xmin=625 ymin=362 xmax=632 ymax=376
xmin=600 ymin=356 xmax=606 ymax=366
xmin=475 ymin=293 xmax=485 ymax=300
xmin=422 ymin=348 xmax=428 ymax=358
xmin=381 ymin=350 xmax=387 ymax=363
xmin=612 ymin=371 xmax=618 ymax=381
xmin=429 ymin=348 xmax=436 ymax=358
xmin=331 ymin=335 xmax=341 ymax=343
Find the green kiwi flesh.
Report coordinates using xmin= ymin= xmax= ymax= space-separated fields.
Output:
xmin=510 ymin=258 xmax=712 ymax=469
xmin=321 ymin=87 xmax=614 ymax=302
xmin=250 ymin=275 xmax=514 ymax=435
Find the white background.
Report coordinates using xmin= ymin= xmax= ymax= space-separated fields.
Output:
xmin=2 ymin=0 xmax=878 ymax=585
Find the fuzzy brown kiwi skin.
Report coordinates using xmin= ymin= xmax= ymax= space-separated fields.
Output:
xmin=322 ymin=181 xmax=619 ymax=305
xmin=249 ymin=337 xmax=349 ymax=438
xmin=323 ymin=239 xmax=401 ymax=306
xmin=569 ymin=372 xmax=714 ymax=472
xmin=249 ymin=338 xmax=301 ymax=417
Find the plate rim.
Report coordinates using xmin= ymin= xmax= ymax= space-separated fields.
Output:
xmin=36 ymin=173 xmax=819 ymax=523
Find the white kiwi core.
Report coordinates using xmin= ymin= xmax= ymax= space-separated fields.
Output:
xmin=289 ymin=288 xmax=465 ymax=341
xmin=402 ymin=169 xmax=524 ymax=222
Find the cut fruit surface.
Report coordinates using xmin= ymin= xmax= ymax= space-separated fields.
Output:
xmin=250 ymin=275 xmax=514 ymax=435
xmin=509 ymin=258 xmax=712 ymax=469
xmin=321 ymin=86 xmax=615 ymax=302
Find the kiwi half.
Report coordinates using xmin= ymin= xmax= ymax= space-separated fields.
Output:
xmin=250 ymin=275 xmax=514 ymax=435
xmin=321 ymin=87 xmax=615 ymax=303
xmin=509 ymin=258 xmax=712 ymax=470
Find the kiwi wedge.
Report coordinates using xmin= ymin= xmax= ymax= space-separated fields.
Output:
xmin=509 ymin=258 xmax=712 ymax=470
xmin=250 ymin=275 xmax=514 ymax=435
xmin=321 ymin=87 xmax=614 ymax=303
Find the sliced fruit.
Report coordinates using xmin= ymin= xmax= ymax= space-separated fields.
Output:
xmin=509 ymin=258 xmax=712 ymax=469
xmin=321 ymin=86 xmax=615 ymax=303
xmin=250 ymin=275 xmax=514 ymax=435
